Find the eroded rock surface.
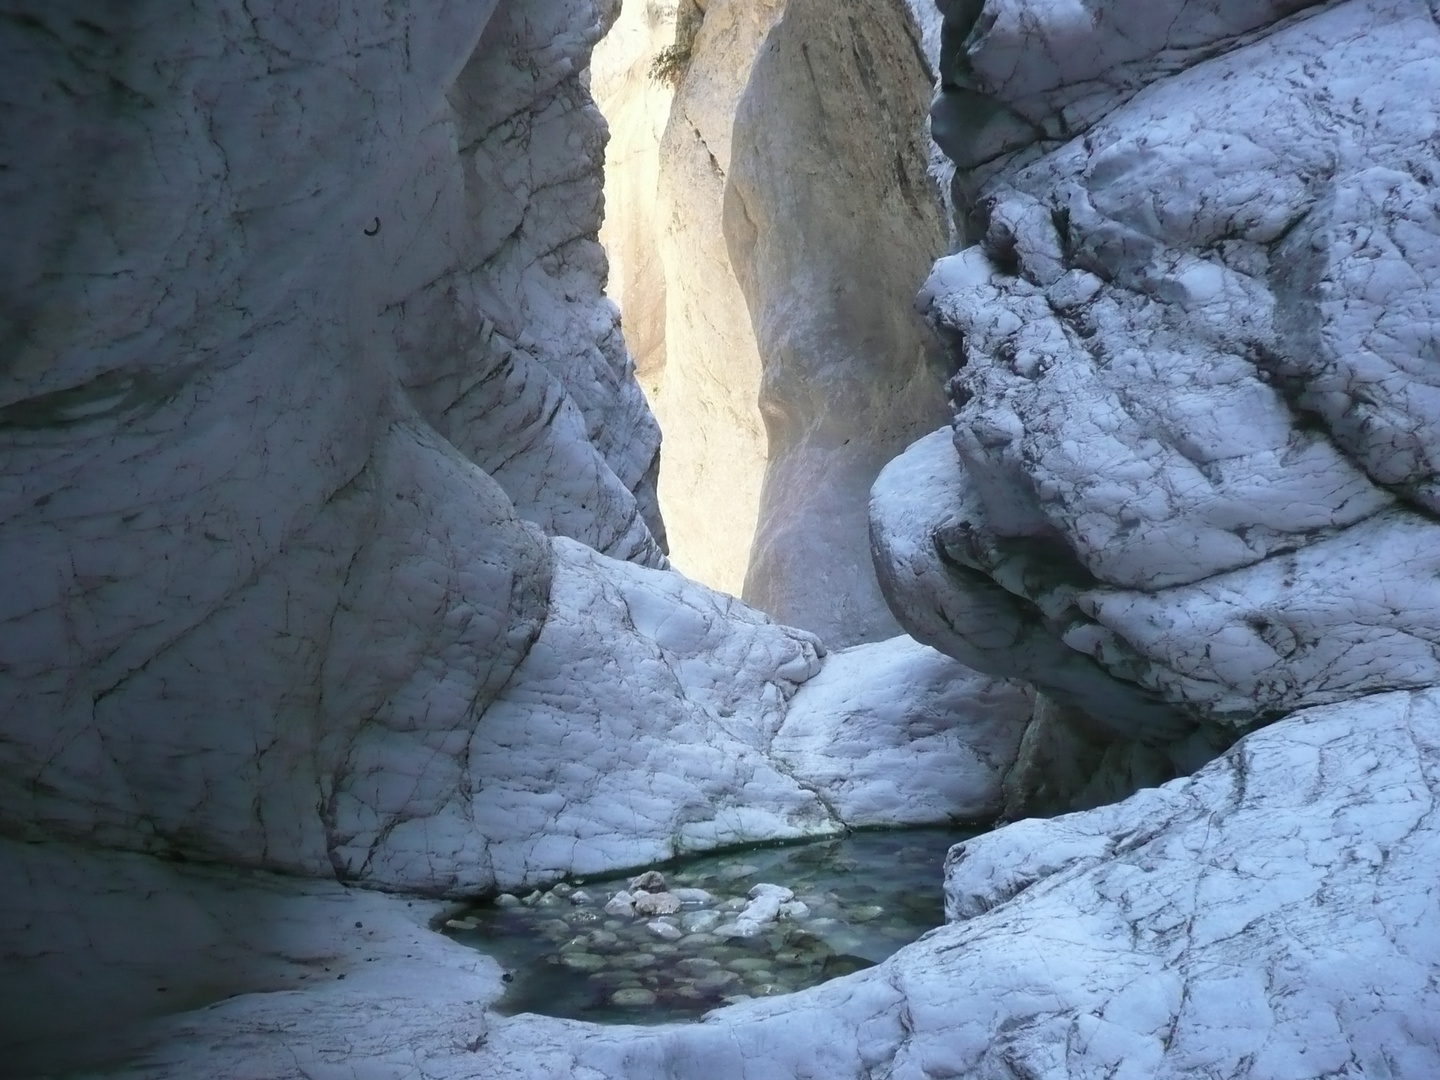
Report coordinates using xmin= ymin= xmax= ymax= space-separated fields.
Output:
xmin=59 ymin=690 xmax=1440 ymax=1078
xmin=0 ymin=0 xmax=672 ymax=888
xmin=876 ymin=0 xmax=1440 ymax=759
xmin=7 ymin=0 xmax=1440 ymax=1074
xmin=595 ymin=0 xmax=953 ymax=637
xmin=772 ymin=636 xmax=1032 ymax=825
xmin=725 ymin=0 xmax=951 ymax=644
xmin=2 ymin=6 xmax=1031 ymax=1065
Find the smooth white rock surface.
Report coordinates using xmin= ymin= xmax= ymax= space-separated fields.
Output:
xmin=592 ymin=0 xmax=680 ymax=388
xmin=52 ymin=690 xmax=1440 ymax=1078
xmin=772 ymin=635 xmax=1034 ymax=825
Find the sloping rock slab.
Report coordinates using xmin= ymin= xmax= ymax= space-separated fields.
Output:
xmin=76 ymin=689 xmax=1440 ymax=1078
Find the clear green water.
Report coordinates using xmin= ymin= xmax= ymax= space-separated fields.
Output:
xmin=441 ymin=827 xmax=979 ymax=1024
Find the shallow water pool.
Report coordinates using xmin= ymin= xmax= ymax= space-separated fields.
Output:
xmin=441 ymin=827 xmax=980 ymax=1023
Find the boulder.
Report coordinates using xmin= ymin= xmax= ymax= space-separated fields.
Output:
xmin=881 ymin=0 xmax=1440 ymax=767
xmin=772 ymin=634 xmax=1034 ymax=824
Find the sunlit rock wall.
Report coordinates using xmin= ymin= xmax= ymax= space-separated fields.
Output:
xmin=596 ymin=0 xmax=952 ymax=645
xmin=594 ymin=0 xmax=781 ymax=597
xmin=591 ymin=0 xmax=678 ymax=390
xmin=725 ymin=0 xmax=951 ymax=644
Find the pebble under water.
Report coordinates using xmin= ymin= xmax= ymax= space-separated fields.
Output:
xmin=441 ymin=827 xmax=980 ymax=1023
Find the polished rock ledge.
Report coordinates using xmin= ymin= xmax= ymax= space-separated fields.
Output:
xmin=24 ymin=688 xmax=1438 ymax=1078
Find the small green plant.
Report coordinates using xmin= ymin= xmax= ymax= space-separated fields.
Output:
xmin=648 ymin=43 xmax=692 ymax=89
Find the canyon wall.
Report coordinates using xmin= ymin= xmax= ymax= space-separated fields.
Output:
xmin=4 ymin=0 xmax=1440 ymax=1076
xmin=724 ymin=0 xmax=951 ymax=644
xmin=596 ymin=0 xmax=951 ymax=645
xmin=0 ymin=0 xmax=674 ymax=891
xmin=873 ymin=0 xmax=1440 ymax=807
xmin=596 ymin=0 xmax=781 ymax=597
xmin=0 ymin=0 xmax=1027 ymax=1067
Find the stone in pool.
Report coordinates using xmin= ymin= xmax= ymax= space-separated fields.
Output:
xmin=443 ymin=827 xmax=982 ymax=1025
xmin=612 ymin=951 xmax=659 ymax=970
xmin=560 ymin=952 xmax=606 ymax=973
xmin=610 ymin=988 xmax=657 ymax=1007
xmin=695 ymin=969 xmax=741 ymax=992
xmin=681 ymin=910 xmax=722 ymax=934
xmin=633 ymin=891 xmax=682 ymax=916
xmin=728 ymin=958 xmax=772 ymax=973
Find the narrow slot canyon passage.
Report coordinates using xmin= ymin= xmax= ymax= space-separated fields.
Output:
xmin=587 ymin=0 xmax=953 ymax=648
xmin=5 ymin=0 xmax=1440 ymax=1075
xmin=589 ymin=0 xmax=773 ymax=599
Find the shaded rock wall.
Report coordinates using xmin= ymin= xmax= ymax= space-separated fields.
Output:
xmin=873 ymin=0 xmax=1440 ymax=807
xmin=0 ymin=0 xmax=701 ymax=891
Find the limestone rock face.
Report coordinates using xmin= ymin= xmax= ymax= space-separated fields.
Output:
xmin=636 ymin=0 xmax=784 ymax=595
xmin=458 ymin=537 xmax=837 ymax=891
xmin=66 ymin=690 xmax=1440 ymax=1079
xmin=591 ymin=0 xmax=679 ymax=387
xmin=0 ymin=0 xmax=669 ymax=879
xmin=725 ymin=0 xmax=951 ymax=645
xmin=596 ymin=0 xmax=951 ymax=636
xmin=403 ymin=0 xmax=669 ymax=563
xmin=771 ymin=636 xmax=1032 ymax=825
xmin=0 ymin=0 xmax=1042 ymax=1062
xmin=874 ymin=0 xmax=1440 ymax=758
xmin=462 ymin=689 xmax=1424 ymax=1080
xmin=10 ymin=0 xmax=1440 ymax=1074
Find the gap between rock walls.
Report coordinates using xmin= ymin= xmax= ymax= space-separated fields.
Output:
xmin=4 ymin=0 xmax=1440 ymax=1076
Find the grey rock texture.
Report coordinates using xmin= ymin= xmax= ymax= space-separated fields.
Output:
xmin=871 ymin=429 xmax=1190 ymax=741
xmin=725 ymin=0 xmax=952 ymax=645
xmin=1 ymin=0 xmax=1024 ymax=897
xmin=1 ymin=6 xmax=1033 ymax=1064
xmin=771 ymin=636 xmax=1033 ymax=825
xmin=406 ymin=0 xmax=670 ymax=563
xmin=0 ymin=0 xmax=671 ymax=889
xmin=874 ymin=0 xmax=1440 ymax=773
xmin=485 ymin=690 xmax=1440 ymax=1080
xmin=48 ymin=690 xmax=1440 ymax=1078
xmin=7 ymin=0 xmax=1440 ymax=1074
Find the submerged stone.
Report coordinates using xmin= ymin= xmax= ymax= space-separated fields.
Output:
xmin=559 ymin=953 xmax=607 ymax=973
xmin=443 ymin=828 xmax=980 ymax=1024
xmin=610 ymin=988 xmax=657 ymax=1007
xmin=633 ymin=891 xmax=682 ymax=916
